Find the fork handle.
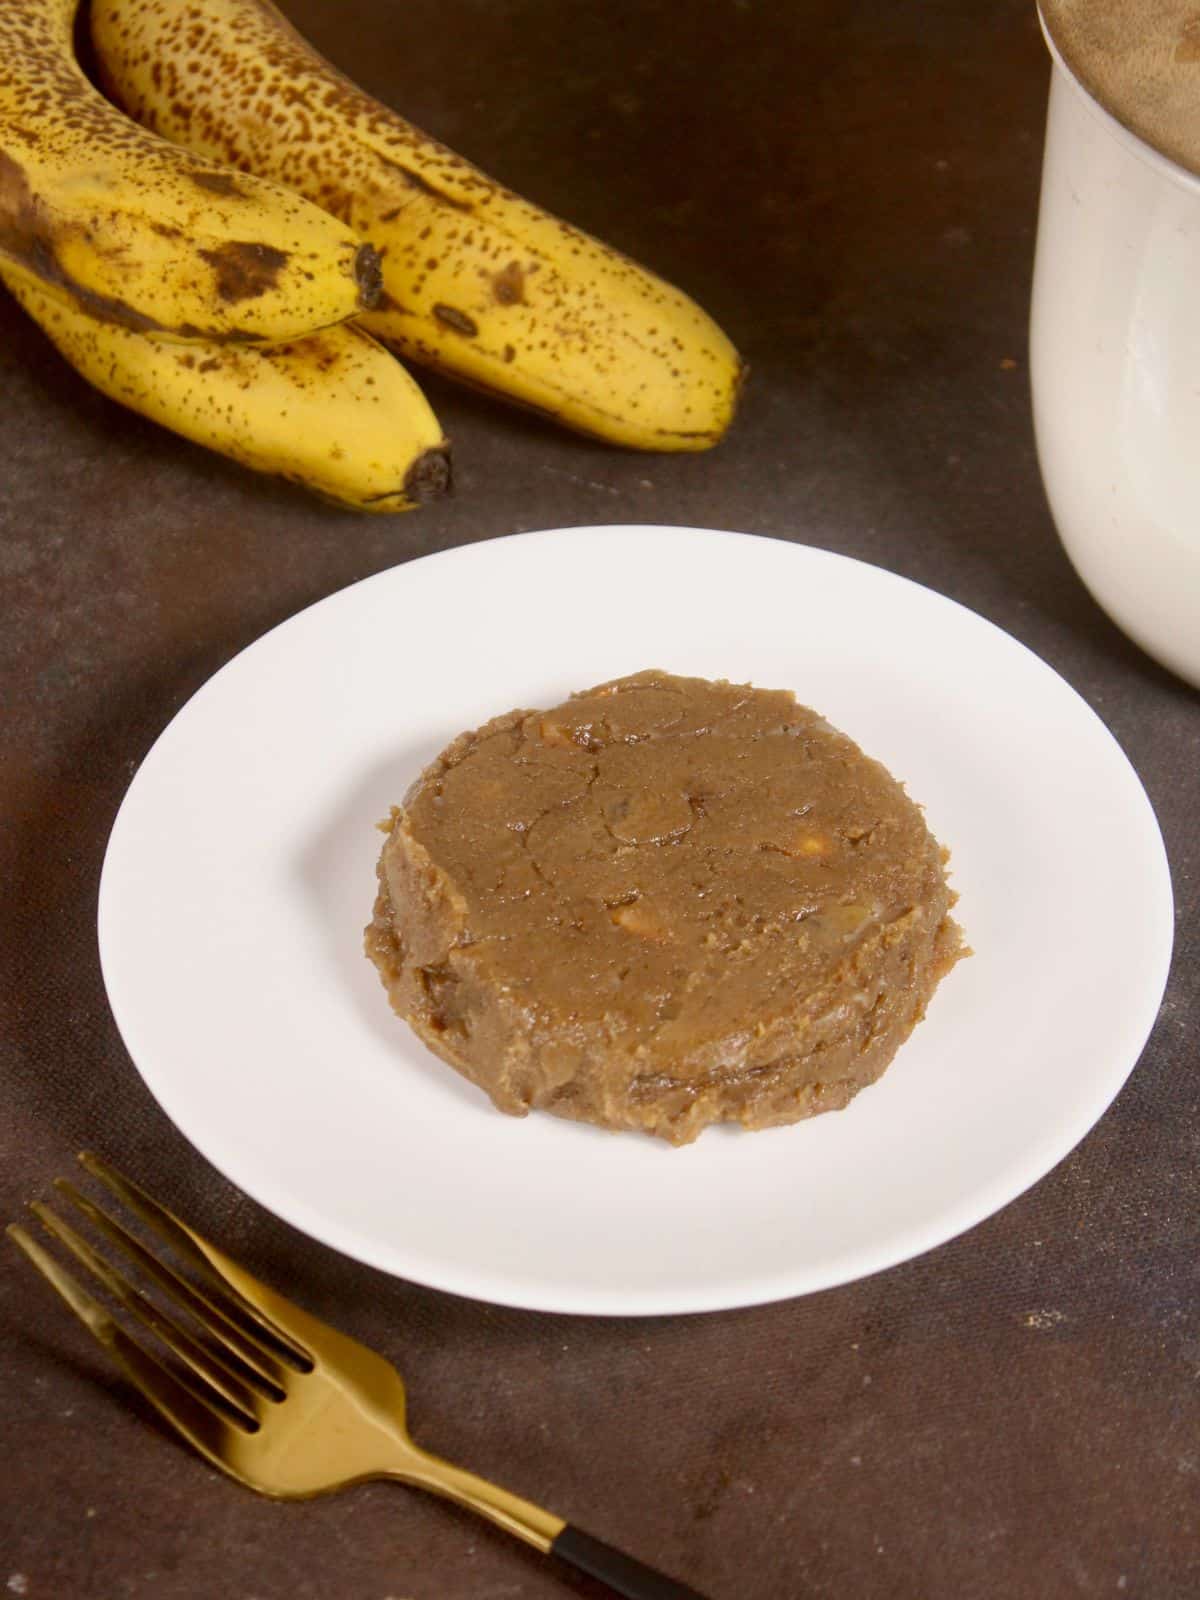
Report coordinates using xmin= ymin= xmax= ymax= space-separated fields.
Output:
xmin=551 ymin=1524 xmax=711 ymax=1599
xmin=394 ymin=1446 xmax=711 ymax=1597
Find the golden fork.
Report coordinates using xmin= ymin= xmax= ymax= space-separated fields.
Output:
xmin=9 ymin=1153 xmax=709 ymax=1600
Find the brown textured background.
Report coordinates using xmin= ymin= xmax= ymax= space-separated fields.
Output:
xmin=2 ymin=2 xmax=1198 ymax=1596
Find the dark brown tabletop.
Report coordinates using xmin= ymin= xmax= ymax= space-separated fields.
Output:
xmin=3 ymin=2 xmax=1197 ymax=1596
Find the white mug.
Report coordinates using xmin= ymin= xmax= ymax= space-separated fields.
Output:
xmin=1031 ymin=17 xmax=1200 ymax=687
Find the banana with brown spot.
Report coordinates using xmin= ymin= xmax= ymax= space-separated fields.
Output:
xmin=2 ymin=267 xmax=450 ymax=511
xmin=90 ymin=0 xmax=743 ymax=451
xmin=0 ymin=0 xmax=381 ymax=343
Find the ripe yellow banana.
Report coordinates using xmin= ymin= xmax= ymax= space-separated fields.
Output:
xmin=0 ymin=0 xmax=380 ymax=344
xmin=90 ymin=0 xmax=743 ymax=450
xmin=2 ymin=267 xmax=450 ymax=511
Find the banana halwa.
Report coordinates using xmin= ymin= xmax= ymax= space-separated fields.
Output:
xmin=365 ymin=671 xmax=963 ymax=1144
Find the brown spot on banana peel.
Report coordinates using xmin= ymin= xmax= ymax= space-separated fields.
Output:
xmin=492 ymin=261 xmax=526 ymax=306
xmin=198 ymin=240 xmax=290 ymax=303
xmin=174 ymin=321 xmax=264 ymax=343
xmin=187 ymin=170 xmax=246 ymax=197
xmin=432 ymin=303 xmax=479 ymax=337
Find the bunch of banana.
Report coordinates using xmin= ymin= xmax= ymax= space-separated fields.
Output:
xmin=89 ymin=0 xmax=743 ymax=451
xmin=3 ymin=0 xmax=740 ymax=512
xmin=1 ymin=0 xmax=449 ymax=510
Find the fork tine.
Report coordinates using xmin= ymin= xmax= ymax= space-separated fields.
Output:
xmin=78 ymin=1153 xmax=310 ymax=1369
xmin=54 ymin=1178 xmax=297 ymax=1389
xmin=7 ymin=1224 xmax=254 ymax=1467
xmin=31 ymin=1202 xmax=275 ymax=1418
xmin=8 ymin=1223 xmax=119 ymax=1344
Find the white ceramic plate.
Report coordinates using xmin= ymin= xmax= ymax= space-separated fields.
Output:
xmin=98 ymin=526 xmax=1174 ymax=1316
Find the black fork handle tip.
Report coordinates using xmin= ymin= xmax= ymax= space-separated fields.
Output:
xmin=551 ymin=1524 xmax=712 ymax=1600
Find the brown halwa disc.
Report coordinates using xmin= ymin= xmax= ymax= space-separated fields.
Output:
xmin=365 ymin=671 xmax=963 ymax=1145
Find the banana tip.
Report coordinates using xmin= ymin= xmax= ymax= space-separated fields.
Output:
xmin=404 ymin=443 xmax=452 ymax=504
